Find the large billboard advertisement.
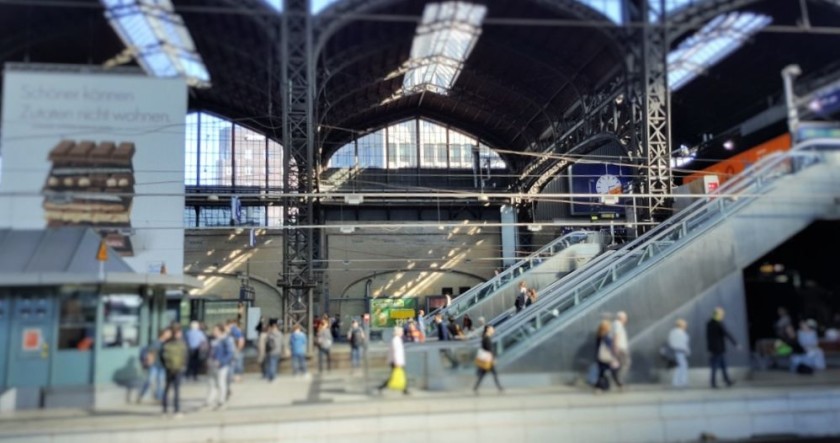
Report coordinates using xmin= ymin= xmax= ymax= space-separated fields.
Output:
xmin=0 ymin=65 xmax=187 ymax=274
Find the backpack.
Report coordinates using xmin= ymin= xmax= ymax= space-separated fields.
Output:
xmin=265 ymin=333 xmax=276 ymax=354
xmin=350 ymin=327 xmax=365 ymax=347
xmin=161 ymin=340 xmax=186 ymax=373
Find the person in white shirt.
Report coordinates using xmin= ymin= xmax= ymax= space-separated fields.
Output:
xmin=377 ymin=327 xmax=409 ymax=395
xmin=612 ymin=311 xmax=631 ymax=385
xmin=668 ymin=318 xmax=691 ymax=387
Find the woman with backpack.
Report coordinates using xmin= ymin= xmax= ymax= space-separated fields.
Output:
xmin=347 ymin=319 xmax=366 ymax=374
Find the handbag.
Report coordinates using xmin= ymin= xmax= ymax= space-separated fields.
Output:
xmin=597 ymin=341 xmax=615 ymax=365
xmin=387 ymin=366 xmax=407 ymax=391
xmin=475 ymin=348 xmax=494 ymax=371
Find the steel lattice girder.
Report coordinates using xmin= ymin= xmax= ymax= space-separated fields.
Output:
xmin=639 ymin=0 xmax=673 ymax=220
xmin=281 ymin=0 xmax=318 ymax=336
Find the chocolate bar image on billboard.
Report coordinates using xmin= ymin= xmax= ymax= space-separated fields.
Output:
xmin=42 ymin=140 xmax=136 ymax=256
xmin=49 ymin=140 xmax=135 ymax=167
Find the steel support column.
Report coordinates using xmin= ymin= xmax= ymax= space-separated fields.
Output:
xmin=281 ymin=0 xmax=318 ymax=345
xmin=627 ymin=0 xmax=673 ymax=228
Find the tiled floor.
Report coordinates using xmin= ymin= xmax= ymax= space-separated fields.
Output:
xmin=1 ymin=368 xmax=839 ymax=443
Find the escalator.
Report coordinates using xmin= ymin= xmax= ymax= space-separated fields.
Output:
xmin=422 ymin=229 xmax=604 ymax=336
xmin=408 ymin=140 xmax=840 ymax=386
xmin=491 ymin=140 xmax=840 ymax=377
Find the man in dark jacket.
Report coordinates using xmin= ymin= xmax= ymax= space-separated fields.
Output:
xmin=160 ymin=326 xmax=188 ymax=416
xmin=706 ymin=307 xmax=739 ymax=389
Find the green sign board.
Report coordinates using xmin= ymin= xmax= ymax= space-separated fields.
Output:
xmin=202 ymin=301 xmax=243 ymax=330
xmin=370 ymin=298 xmax=417 ymax=329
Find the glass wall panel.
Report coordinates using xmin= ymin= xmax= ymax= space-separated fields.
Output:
xmin=329 ymin=143 xmax=355 ymax=168
xmin=419 ymin=119 xmax=447 ymax=167
xmin=386 ymin=120 xmax=417 ymax=169
xmin=449 ymin=129 xmax=476 ymax=168
xmin=198 ymin=114 xmax=233 ymax=186
xmin=267 ymin=139 xmax=283 ymax=190
xmin=234 ymin=126 xmax=267 ymax=188
xmin=326 ymin=118 xmax=506 ymax=171
xmin=198 ymin=207 xmax=232 ymax=227
xmin=480 ymin=143 xmax=506 ymax=169
xmin=184 ymin=113 xmax=198 ymax=185
xmin=358 ymin=132 xmax=385 ymax=168
xmin=58 ymin=291 xmax=97 ymax=350
xmin=101 ymin=294 xmax=142 ymax=348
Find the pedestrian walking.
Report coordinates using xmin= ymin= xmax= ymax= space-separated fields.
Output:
xmin=316 ymin=321 xmax=333 ymax=373
xmin=205 ymin=324 xmax=233 ymax=410
xmin=668 ymin=318 xmax=691 ymax=388
xmin=290 ymin=324 xmax=309 ymax=378
xmin=594 ymin=319 xmax=622 ymax=393
xmin=377 ymin=326 xmax=409 ymax=395
xmin=706 ymin=306 xmax=739 ymax=389
xmin=160 ymin=326 xmax=187 ymax=417
xmin=264 ymin=321 xmax=284 ymax=382
xmin=184 ymin=321 xmax=207 ymax=381
xmin=612 ymin=311 xmax=631 ymax=386
xmin=137 ymin=328 xmax=169 ymax=404
xmin=347 ymin=319 xmax=366 ymax=374
xmin=473 ymin=325 xmax=503 ymax=394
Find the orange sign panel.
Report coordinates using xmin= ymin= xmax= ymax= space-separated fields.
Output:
xmin=22 ymin=328 xmax=41 ymax=351
xmin=684 ymin=133 xmax=792 ymax=185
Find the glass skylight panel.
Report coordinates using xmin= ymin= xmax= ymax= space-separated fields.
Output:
xmin=400 ymin=1 xmax=486 ymax=96
xmin=667 ymin=11 xmax=771 ymax=91
xmin=264 ymin=0 xmax=282 ymax=12
xmin=648 ymin=0 xmax=713 ymax=21
xmin=140 ymin=50 xmax=177 ymax=77
xmin=102 ymin=0 xmax=211 ymax=87
xmin=577 ymin=0 xmax=623 ymax=24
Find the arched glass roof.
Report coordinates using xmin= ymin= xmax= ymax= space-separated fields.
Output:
xmin=309 ymin=0 xmax=705 ymax=21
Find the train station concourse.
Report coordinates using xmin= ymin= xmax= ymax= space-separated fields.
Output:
xmin=0 ymin=0 xmax=840 ymax=442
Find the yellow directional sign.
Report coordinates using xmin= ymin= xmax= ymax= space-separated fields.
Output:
xmin=96 ymin=240 xmax=108 ymax=262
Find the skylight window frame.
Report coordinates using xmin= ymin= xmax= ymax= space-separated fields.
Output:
xmin=399 ymin=1 xmax=487 ymax=98
xmin=666 ymin=11 xmax=771 ymax=91
xmin=102 ymin=0 xmax=211 ymax=88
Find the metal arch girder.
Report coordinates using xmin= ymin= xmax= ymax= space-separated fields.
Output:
xmin=508 ymin=44 xmax=621 ymax=150
xmin=321 ymin=75 xmax=547 ymax=156
xmin=514 ymin=77 xmax=627 ymax=184
xmin=318 ymin=38 xmax=407 ymax=95
xmin=313 ymin=0 xmax=630 ymax=59
xmin=455 ymin=67 xmax=560 ymax=132
xmin=478 ymin=32 xmax=590 ymax=102
xmin=321 ymin=55 xmax=558 ymax=135
xmin=521 ymin=129 xmax=624 ymax=196
xmin=321 ymin=85 xmax=539 ymax=159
